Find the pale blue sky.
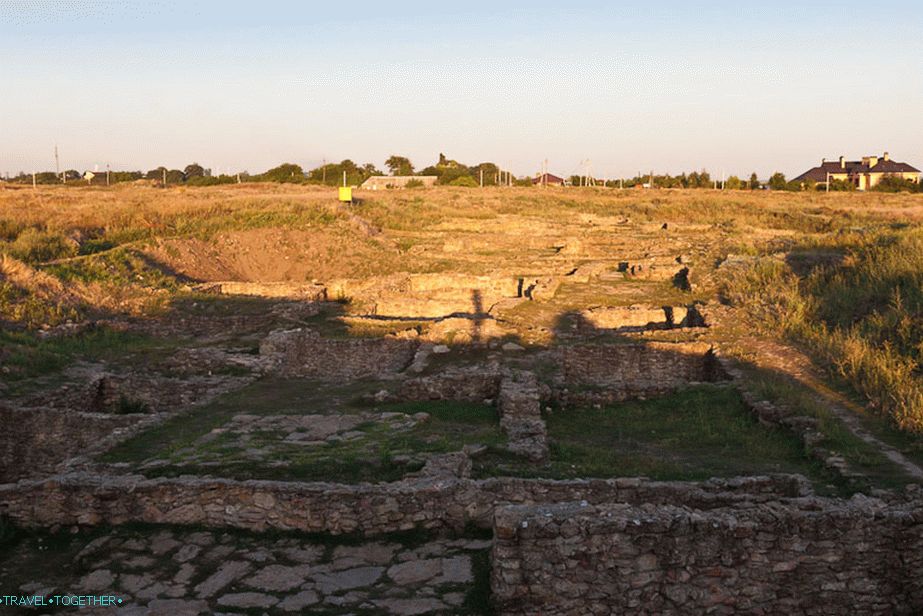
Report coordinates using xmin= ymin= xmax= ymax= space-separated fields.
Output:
xmin=2 ymin=0 xmax=921 ymax=179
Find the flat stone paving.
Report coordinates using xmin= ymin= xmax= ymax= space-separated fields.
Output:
xmin=139 ymin=411 xmax=430 ymax=471
xmin=1 ymin=526 xmax=491 ymax=615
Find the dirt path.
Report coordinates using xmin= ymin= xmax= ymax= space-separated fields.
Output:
xmin=748 ymin=338 xmax=923 ymax=482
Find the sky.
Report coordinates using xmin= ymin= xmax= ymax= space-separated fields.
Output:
xmin=1 ymin=0 xmax=922 ymax=179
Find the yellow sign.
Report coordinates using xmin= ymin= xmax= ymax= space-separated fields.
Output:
xmin=338 ymin=187 xmax=352 ymax=202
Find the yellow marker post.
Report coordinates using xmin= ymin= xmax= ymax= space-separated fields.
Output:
xmin=338 ymin=186 xmax=352 ymax=203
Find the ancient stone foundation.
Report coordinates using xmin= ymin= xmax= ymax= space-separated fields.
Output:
xmin=498 ymin=372 xmax=548 ymax=461
xmin=554 ymin=341 xmax=725 ymax=407
xmin=194 ymin=281 xmax=328 ymax=301
xmin=260 ymin=328 xmax=418 ymax=380
xmin=0 ymin=407 xmax=142 ymax=483
xmin=557 ymin=341 xmax=722 ymax=390
xmin=0 ymin=473 xmax=807 ymax=536
xmin=491 ymin=497 xmax=923 ymax=615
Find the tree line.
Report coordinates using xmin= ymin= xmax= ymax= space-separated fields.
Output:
xmin=5 ymin=156 xmax=920 ymax=193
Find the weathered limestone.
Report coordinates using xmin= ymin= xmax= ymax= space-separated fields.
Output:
xmin=491 ymin=496 xmax=923 ymax=615
xmin=193 ymin=281 xmax=327 ymax=301
xmin=555 ymin=341 xmax=725 ymax=406
xmin=260 ymin=328 xmax=418 ymax=380
xmin=498 ymin=372 xmax=548 ymax=462
xmin=0 ymin=473 xmax=809 ymax=536
xmin=0 ymin=406 xmax=141 ymax=482
xmin=395 ymin=366 xmax=503 ymax=403
xmin=580 ymin=304 xmax=707 ymax=332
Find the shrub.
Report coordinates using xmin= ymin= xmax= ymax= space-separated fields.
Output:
xmin=449 ymin=175 xmax=478 ymax=188
xmin=6 ymin=228 xmax=77 ymax=264
xmin=828 ymin=179 xmax=856 ymax=192
xmin=872 ymin=175 xmax=919 ymax=193
xmin=405 ymin=179 xmax=425 ymax=189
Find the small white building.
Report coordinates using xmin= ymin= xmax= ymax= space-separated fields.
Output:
xmin=360 ymin=176 xmax=438 ymax=190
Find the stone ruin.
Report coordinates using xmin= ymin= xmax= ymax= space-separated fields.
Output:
xmin=3 ymin=318 xmax=923 ymax=615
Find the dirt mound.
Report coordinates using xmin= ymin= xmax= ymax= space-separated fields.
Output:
xmin=144 ymin=228 xmax=399 ymax=283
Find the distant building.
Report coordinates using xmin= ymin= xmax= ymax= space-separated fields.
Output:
xmin=793 ymin=152 xmax=920 ymax=191
xmin=532 ymin=173 xmax=566 ymax=186
xmin=360 ymin=176 xmax=438 ymax=190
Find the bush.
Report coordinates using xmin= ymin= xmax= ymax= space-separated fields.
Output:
xmin=258 ymin=163 xmax=306 ymax=183
xmin=828 ymin=178 xmax=856 ymax=192
xmin=405 ymin=179 xmax=425 ymax=189
xmin=872 ymin=175 xmax=919 ymax=193
xmin=449 ymin=175 xmax=478 ymax=188
xmin=6 ymin=228 xmax=77 ymax=264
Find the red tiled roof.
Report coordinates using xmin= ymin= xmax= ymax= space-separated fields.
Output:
xmin=793 ymin=158 xmax=920 ymax=183
xmin=532 ymin=173 xmax=565 ymax=185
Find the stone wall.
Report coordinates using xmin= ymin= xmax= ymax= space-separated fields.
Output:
xmin=555 ymin=342 xmax=725 ymax=400
xmin=395 ymin=368 xmax=503 ymax=402
xmin=0 ymin=407 xmax=141 ymax=483
xmin=580 ymin=304 xmax=706 ymax=332
xmin=260 ymin=328 xmax=418 ymax=380
xmin=194 ymin=281 xmax=327 ymax=301
xmin=491 ymin=497 xmax=923 ymax=615
xmin=498 ymin=373 xmax=548 ymax=461
xmin=0 ymin=473 xmax=807 ymax=536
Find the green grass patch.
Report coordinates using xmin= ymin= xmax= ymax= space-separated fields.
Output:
xmin=44 ymin=247 xmax=178 ymax=289
xmin=0 ymin=327 xmax=168 ymax=383
xmin=477 ymin=386 xmax=837 ymax=487
xmin=102 ymin=381 xmax=505 ymax=484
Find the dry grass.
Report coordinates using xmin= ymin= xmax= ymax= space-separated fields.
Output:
xmin=3 ymin=182 xmax=922 ymax=436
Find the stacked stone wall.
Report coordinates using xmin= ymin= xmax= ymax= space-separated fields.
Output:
xmin=0 ymin=407 xmax=140 ymax=483
xmin=491 ymin=498 xmax=923 ymax=615
xmin=0 ymin=473 xmax=806 ymax=536
xmin=556 ymin=342 xmax=724 ymax=401
xmin=260 ymin=328 xmax=418 ymax=380
xmin=497 ymin=373 xmax=548 ymax=461
xmin=395 ymin=368 xmax=503 ymax=403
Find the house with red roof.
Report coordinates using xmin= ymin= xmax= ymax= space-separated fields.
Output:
xmin=793 ymin=152 xmax=919 ymax=191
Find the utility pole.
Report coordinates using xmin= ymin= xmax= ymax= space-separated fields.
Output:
xmin=342 ymin=170 xmax=346 ymax=187
xmin=237 ymin=172 xmax=241 ymax=184
xmin=162 ymin=168 xmax=167 ymax=188
xmin=649 ymin=170 xmax=653 ymax=189
xmin=55 ymin=145 xmax=60 ymax=182
xmin=32 ymin=172 xmax=36 ymax=189
xmin=826 ymin=172 xmax=830 ymax=193
xmin=106 ymin=164 xmax=110 ymax=187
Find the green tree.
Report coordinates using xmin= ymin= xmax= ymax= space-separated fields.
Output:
xmin=385 ymin=155 xmax=414 ymax=176
xmin=260 ymin=163 xmax=305 ymax=183
xmin=184 ymin=163 xmax=205 ymax=179
xmin=749 ymin=172 xmax=760 ymax=190
xmin=768 ymin=172 xmax=787 ymax=191
xmin=725 ymin=175 xmax=742 ymax=190
xmin=146 ymin=167 xmax=167 ymax=181
xmin=471 ymin=162 xmax=499 ymax=186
